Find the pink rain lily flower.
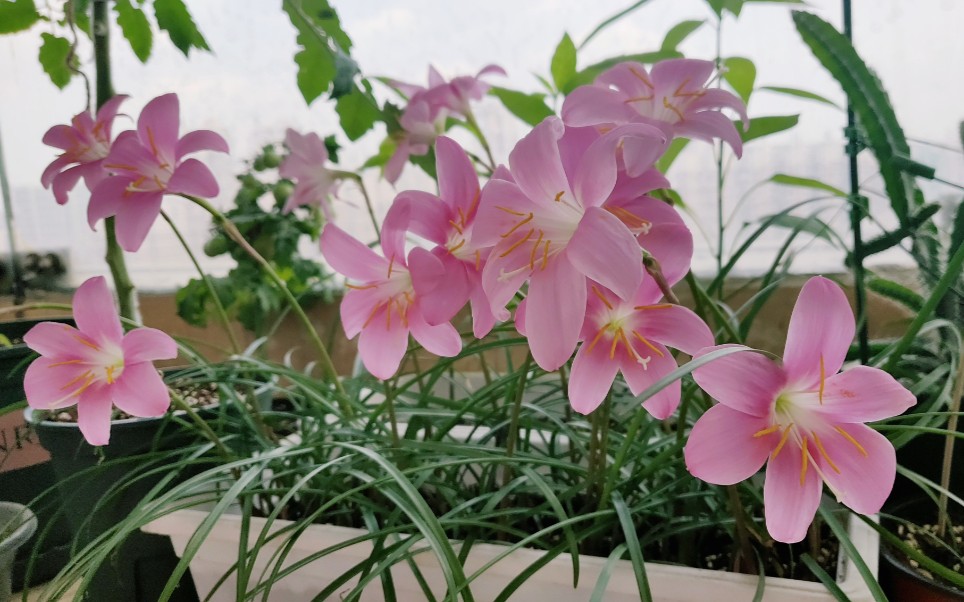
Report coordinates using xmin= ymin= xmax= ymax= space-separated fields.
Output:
xmin=279 ymin=128 xmax=340 ymax=217
xmin=389 ymin=136 xmax=497 ymax=338
xmin=41 ymin=95 xmax=128 ymax=205
xmin=320 ymin=223 xmax=462 ymax=380
xmin=22 ymin=276 xmax=177 ymax=446
xmin=384 ymin=96 xmax=447 ymax=184
xmin=473 ymin=117 xmax=666 ymax=371
xmin=684 ymin=277 xmax=916 ymax=543
xmin=391 ymin=64 xmax=505 ymax=118
xmin=562 ymin=58 xmax=749 ymax=157
xmin=523 ymin=278 xmax=712 ymax=417
xmin=89 ymin=93 xmax=229 ymax=252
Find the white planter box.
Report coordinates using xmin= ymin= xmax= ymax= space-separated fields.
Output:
xmin=144 ymin=509 xmax=879 ymax=601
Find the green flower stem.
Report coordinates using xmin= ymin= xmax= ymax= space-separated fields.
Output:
xmin=168 ymin=389 xmax=233 ymax=463
xmin=938 ymin=340 xmax=964 ymax=538
xmin=464 ymin=111 xmax=497 ymax=173
xmin=342 ymin=173 xmax=381 ymax=239
xmin=93 ymin=0 xmax=138 ymax=321
xmin=503 ymin=354 xmax=532 ymax=466
xmin=160 ymin=211 xmax=241 ymax=354
xmin=589 ymin=394 xmax=613 ymax=511
xmin=181 ymin=194 xmax=351 ymax=412
xmin=726 ymin=484 xmax=756 ymax=574
xmin=685 ymin=272 xmax=742 ymax=344
xmin=384 ymin=376 xmax=401 ymax=449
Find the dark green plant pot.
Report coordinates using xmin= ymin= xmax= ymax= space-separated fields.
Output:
xmin=27 ymin=410 xmax=201 ymax=602
xmin=0 ymin=318 xmax=73 ymax=590
xmin=0 ymin=502 xmax=37 ymax=602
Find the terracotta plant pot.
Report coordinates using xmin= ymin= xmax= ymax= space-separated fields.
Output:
xmin=0 ymin=502 xmax=37 ymax=602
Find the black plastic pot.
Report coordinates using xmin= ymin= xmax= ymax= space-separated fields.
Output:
xmin=880 ymin=545 xmax=964 ymax=601
xmin=27 ymin=410 xmax=201 ymax=602
xmin=0 ymin=317 xmax=73 ymax=590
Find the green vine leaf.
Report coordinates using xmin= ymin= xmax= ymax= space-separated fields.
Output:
xmin=335 ymin=85 xmax=381 ymax=141
xmin=489 ymin=87 xmax=554 ymax=126
xmin=38 ymin=33 xmax=72 ymax=89
xmin=114 ymin=0 xmax=152 ymax=63
xmin=0 ymin=0 xmax=40 ymax=34
xmin=739 ymin=114 xmax=798 ymax=143
xmin=154 ymin=0 xmax=209 ymax=56
xmin=284 ymin=0 xmax=337 ymax=104
xmin=722 ymin=56 xmax=755 ymax=103
xmin=660 ymin=20 xmax=703 ymax=52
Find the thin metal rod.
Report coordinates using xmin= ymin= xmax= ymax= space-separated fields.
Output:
xmin=843 ymin=0 xmax=870 ymax=364
xmin=0 ymin=120 xmax=26 ymax=307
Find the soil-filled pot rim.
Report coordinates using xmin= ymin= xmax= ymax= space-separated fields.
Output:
xmin=23 ymin=406 xmax=178 ymax=431
xmin=881 ymin=541 xmax=964 ymax=599
xmin=0 ymin=502 xmax=38 ymax=556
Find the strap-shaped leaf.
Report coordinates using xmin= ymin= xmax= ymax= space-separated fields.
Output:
xmin=793 ymin=11 xmax=918 ymax=224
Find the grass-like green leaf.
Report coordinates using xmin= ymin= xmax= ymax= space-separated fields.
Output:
xmin=740 ymin=114 xmax=799 ymax=143
xmin=758 ymin=85 xmax=840 ymax=108
xmin=612 ymin=493 xmax=652 ymax=602
xmin=799 ymin=553 xmax=849 ymax=600
xmin=661 ymin=20 xmax=703 ymax=52
xmin=817 ymin=509 xmax=888 ymax=602
xmin=769 ymin=173 xmax=846 ymax=197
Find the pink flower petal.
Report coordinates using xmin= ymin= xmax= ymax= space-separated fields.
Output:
xmin=41 ymin=156 xmax=71 ymax=188
xmin=468 ymin=274 xmax=497 ymax=338
xmin=480 ymin=235 xmax=533 ymax=320
xmin=507 ymin=117 xmax=573 ymax=208
xmin=167 ymin=158 xmax=219 ymax=197
xmin=409 ymin=310 xmax=461 ymax=357
xmin=93 ymin=94 xmax=129 ymax=133
xmin=175 ymin=129 xmax=229 ymax=160
xmin=114 ymin=192 xmax=163 ymax=252
xmin=568 ymin=343 xmax=621 ymax=414
xmin=637 ymin=304 xmax=713 ymax=356
xmin=622 ymin=341 xmax=681 ymax=419
xmin=764 ymin=438 xmax=824 ymax=543
xmin=651 ymin=59 xmax=716 ymax=90
xmin=103 ymin=131 xmax=157 ymax=176
xmin=75 ymin=388 xmax=114 ymax=446
xmin=674 ymin=112 xmax=744 ymax=158
xmin=392 ymin=190 xmax=450 ymax=245
xmin=436 ymin=136 xmax=479 ymax=214
xmin=407 ymin=247 xmax=445 ymax=304
xmin=357 ymin=318 xmax=409 ymax=380
xmin=24 ymin=357 xmax=93 ymax=410
xmin=340 ymin=287 xmax=383 ymax=339
xmin=137 ymin=93 xmax=180 ymax=158
xmin=684 ymin=403 xmax=773 ymax=485
xmin=816 ymin=423 xmax=896 ymax=515
xmin=122 ymin=327 xmax=178 ymax=363
xmin=42 ymin=125 xmax=78 ymax=151
xmin=320 ymin=224 xmax=389 ymax=282
xmin=384 ymin=142 xmax=410 ymax=184
xmin=782 ymin=277 xmax=855 ymax=389
xmin=23 ymin=322 xmax=84 ymax=358
xmin=567 ymin=207 xmax=642 ymax=301
xmin=620 ymin=134 xmax=669 ymax=177
xmin=525 ymin=255 xmax=585 ymax=371
xmin=51 ymin=165 xmax=87 ymax=205
xmin=812 ymin=366 xmax=916 ymax=423
xmin=110 ymin=362 xmax=171 ymax=417
xmin=416 ymin=252 xmax=469 ymax=325
xmin=73 ymin=276 xmax=123 ymax=344
xmin=561 ymin=85 xmax=632 ymax=127
xmin=87 ymin=177 xmax=128 ymax=229
xmin=692 ymin=345 xmax=786 ymax=417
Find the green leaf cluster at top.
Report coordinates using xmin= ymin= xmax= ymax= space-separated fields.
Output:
xmin=176 ymin=143 xmax=339 ymax=338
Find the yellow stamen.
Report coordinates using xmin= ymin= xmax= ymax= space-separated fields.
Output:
xmin=663 ymin=97 xmax=685 ymax=121
xmin=834 ymin=425 xmax=868 ymax=457
xmin=541 ymin=240 xmax=551 ymax=270
xmin=68 ymin=374 xmax=96 ymax=399
xmin=147 ymin=127 xmax=160 ymax=157
xmin=585 ymin=326 xmax=608 ymax=354
xmin=609 ymin=330 xmax=622 ymax=360
xmin=345 ymin=283 xmax=378 ymax=290
xmin=499 ymin=229 xmax=534 ymax=257
xmin=456 ymin=207 xmax=467 ymax=228
xmin=386 ymin=255 xmax=396 ymax=278
xmin=449 ymin=220 xmax=464 ymax=235
xmin=812 ymin=433 xmax=840 ymax=474
xmin=105 ymin=365 xmax=118 ymax=384
xmin=449 ymin=239 xmax=466 ymax=253
xmin=500 ymin=212 xmax=534 ymax=238
xmin=362 ymin=302 xmax=385 ymax=329
xmin=634 ymin=303 xmax=674 ymax=311
xmin=474 ymin=250 xmax=481 ymax=271
xmin=73 ymin=336 xmax=100 ymax=350
xmin=554 ymin=191 xmax=565 ymax=202
xmin=800 ymin=437 xmax=810 ymax=486
xmin=48 ymin=359 xmax=83 ymax=368
xmin=673 ymin=79 xmax=705 ymax=99
xmin=623 ymin=94 xmax=655 ymax=103
xmin=753 ymin=424 xmax=781 ymax=438
xmin=771 ymin=425 xmax=793 ymax=459
xmin=60 ymin=370 xmax=93 ymax=391
xmin=818 ymin=354 xmax=826 ymax=405
xmin=629 ymin=66 xmax=654 ymax=89
xmin=631 ymin=330 xmax=665 ymax=357
xmin=385 ymin=298 xmax=393 ymax=329
xmin=616 ymin=329 xmax=636 ymax=360
xmin=104 ymin=163 xmax=140 ymax=172
xmin=529 ymin=230 xmax=545 ymax=270
xmin=495 ymin=205 xmax=527 ymax=216
xmin=466 ymin=190 xmax=481 ymax=219
xmin=591 ymin=285 xmax=614 ymax=310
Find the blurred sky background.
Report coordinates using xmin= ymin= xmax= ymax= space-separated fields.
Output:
xmin=1 ymin=0 xmax=962 ymax=290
